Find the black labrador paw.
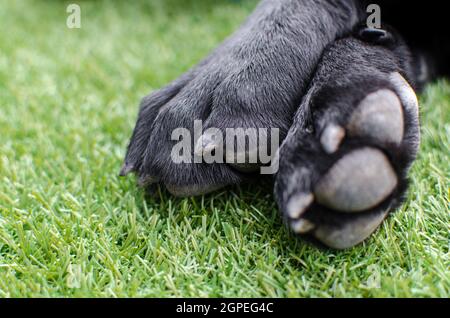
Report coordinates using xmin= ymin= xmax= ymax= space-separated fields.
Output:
xmin=121 ymin=0 xmax=360 ymax=196
xmin=275 ymin=35 xmax=420 ymax=249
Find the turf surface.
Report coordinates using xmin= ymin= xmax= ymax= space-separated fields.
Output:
xmin=0 ymin=0 xmax=448 ymax=297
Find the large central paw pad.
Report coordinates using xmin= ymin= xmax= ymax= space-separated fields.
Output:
xmin=314 ymin=147 xmax=398 ymax=213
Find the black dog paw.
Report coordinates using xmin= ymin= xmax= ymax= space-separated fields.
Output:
xmin=121 ymin=37 xmax=300 ymax=196
xmin=121 ymin=0 xmax=360 ymax=196
xmin=275 ymin=36 xmax=420 ymax=249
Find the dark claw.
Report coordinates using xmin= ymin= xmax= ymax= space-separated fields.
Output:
xmin=357 ymin=27 xmax=394 ymax=45
xmin=119 ymin=163 xmax=135 ymax=177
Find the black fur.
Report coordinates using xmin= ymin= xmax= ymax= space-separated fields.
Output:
xmin=372 ymin=0 xmax=449 ymax=82
xmin=122 ymin=0 xmax=362 ymax=191
xmin=121 ymin=0 xmax=447 ymax=247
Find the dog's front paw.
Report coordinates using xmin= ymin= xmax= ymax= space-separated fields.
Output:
xmin=120 ymin=0 xmax=365 ymax=197
xmin=120 ymin=0 xmax=360 ymax=196
xmin=120 ymin=33 xmax=299 ymax=196
xmin=275 ymin=36 xmax=420 ymax=249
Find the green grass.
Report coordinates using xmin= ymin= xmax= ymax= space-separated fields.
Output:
xmin=0 ymin=0 xmax=448 ymax=298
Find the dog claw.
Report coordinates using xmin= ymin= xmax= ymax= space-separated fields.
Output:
xmin=119 ymin=163 xmax=135 ymax=177
xmin=194 ymin=132 xmax=220 ymax=157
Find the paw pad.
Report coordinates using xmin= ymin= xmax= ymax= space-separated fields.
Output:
xmin=314 ymin=147 xmax=398 ymax=213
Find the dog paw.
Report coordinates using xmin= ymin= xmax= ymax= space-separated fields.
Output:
xmin=121 ymin=37 xmax=297 ymax=196
xmin=275 ymin=36 xmax=420 ymax=249
xmin=120 ymin=1 xmax=360 ymax=196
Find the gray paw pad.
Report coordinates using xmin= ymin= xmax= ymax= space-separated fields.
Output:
xmin=348 ymin=89 xmax=404 ymax=145
xmin=314 ymin=148 xmax=398 ymax=213
xmin=314 ymin=209 xmax=389 ymax=250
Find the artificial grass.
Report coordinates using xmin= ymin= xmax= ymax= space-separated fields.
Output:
xmin=0 ymin=0 xmax=448 ymax=297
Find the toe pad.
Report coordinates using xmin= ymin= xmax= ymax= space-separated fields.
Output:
xmin=348 ymin=89 xmax=404 ymax=145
